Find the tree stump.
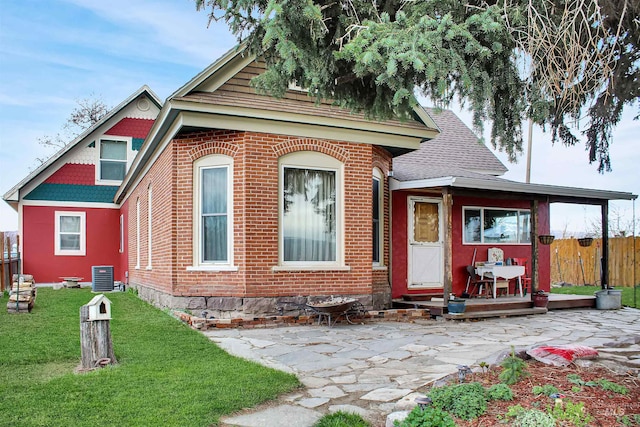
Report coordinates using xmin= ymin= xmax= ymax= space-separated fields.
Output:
xmin=79 ymin=305 xmax=117 ymax=369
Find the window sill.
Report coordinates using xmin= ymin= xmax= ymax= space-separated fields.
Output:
xmin=145 ymin=266 xmax=152 ymax=270
xmin=272 ymin=265 xmax=351 ymax=272
xmin=186 ymin=265 xmax=239 ymax=272
xmin=373 ymin=265 xmax=388 ymax=271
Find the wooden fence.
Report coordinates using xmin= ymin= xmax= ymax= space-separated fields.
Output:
xmin=1 ymin=232 xmax=21 ymax=292
xmin=550 ymin=237 xmax=639 ymax=287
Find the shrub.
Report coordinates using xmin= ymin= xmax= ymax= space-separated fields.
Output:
xmin=509 ymin=407 xmax=556 ymax=427
xmin=314 ymin=411 xmax=370 ymax=427
xmin=550 ymin=400 xmax=593 ymax=427
xmin=429 ymin=382 xmax=487 ymax=420
xmin=394 ymin=406 xmax=455 ymax=427
xmin=499 ymin=348 xmax=529 ymax=385
xmin=487 ymin=383 xmax=513 ymax=401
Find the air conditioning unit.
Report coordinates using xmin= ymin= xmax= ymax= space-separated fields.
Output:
xmin=92 ymin=266 xmax=114 ymax=292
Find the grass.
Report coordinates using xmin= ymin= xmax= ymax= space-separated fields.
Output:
xmin=313 ymin=411 xmax=371 ymax=427
xmin=551 ymin=284 xmax=639 ymax=308
xmin=0 ymin=288 xmax=300 ymax=426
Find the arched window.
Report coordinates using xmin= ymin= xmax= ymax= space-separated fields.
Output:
xmin=191 ymin=155 xmax=234 ymax=269
xmin=279 ymin=151 xmax=343 ymax=267
xmin=372 ymin=168 xmax=384 ymax=265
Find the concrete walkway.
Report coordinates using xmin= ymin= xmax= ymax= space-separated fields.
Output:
xmin=203 ymin=308 xmax=640 ymax=427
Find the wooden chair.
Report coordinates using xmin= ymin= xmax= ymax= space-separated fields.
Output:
xmin=465 ymin=265 xmax=493 ymax=298
xmin=511 ymin=257 xmax=531 ymax=296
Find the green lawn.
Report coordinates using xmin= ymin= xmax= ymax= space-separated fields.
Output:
xmin=551 ymin=284 xmax=639 ymax=308
xmin=0 ymin=288 xmax=300 ymax=427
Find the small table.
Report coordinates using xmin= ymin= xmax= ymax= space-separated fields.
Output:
xmin=60 ymin=277 xmax=83 ymax=288
xmin=475 ymin=266 xmax=525 ymax=298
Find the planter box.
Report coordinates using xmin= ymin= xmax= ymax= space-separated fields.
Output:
xmin=595 ymin=290 xmax=621 ymax=310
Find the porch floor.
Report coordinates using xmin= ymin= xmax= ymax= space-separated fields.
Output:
xmin=392 ymin=293 xmax=595 ymax=319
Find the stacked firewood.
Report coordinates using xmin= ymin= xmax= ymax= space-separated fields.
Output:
xmin=7 ymin=274 xmax=36 ymax=313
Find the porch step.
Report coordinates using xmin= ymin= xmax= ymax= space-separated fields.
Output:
xmin=444 ymin=307 xmax=548 ymax=320
xmin=401 ymin=293 xmax=444 ymax=301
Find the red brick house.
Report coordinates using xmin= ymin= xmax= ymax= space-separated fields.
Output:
xmin=5 ymin=47 xmax=635 ymax=316
xmin=114 ymin=47 xmax=439 ymax=315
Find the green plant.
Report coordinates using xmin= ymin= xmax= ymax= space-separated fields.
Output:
xmin=549 ymin=400 xmax=593 ymax=427
xmin=532 ymin=384 xmax=560 ymax=396
xmin=478 ymin=361 xmax=489 ymax=372
xmin=596 ymin=378 xmax=628 ymax=395
xmin=394 ymin=406 xmax=455 ymax=427
xmin=428 ymin=382 xmax=487 ymax=420
xmin=486 ymin=383 xmax=513 ymax=401
xmin=567 ymin=373 xmax=597 ymax=387
xmin=567 ymin=374 xmax=629 ymax=395
xmin=314 ymin=411 xmax=370 ymax=427
xmin=507 ymin=405 xmax=556 ymax=427
xmin=499 ymin=348 xmax=529 ymax=385
xmin=619 ymin=414 xmax=640 ymax=426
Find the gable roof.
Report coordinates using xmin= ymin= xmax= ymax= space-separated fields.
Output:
xmin=116 ymin=45 xmax=441 ymax=203
xmin=393 ymin=108 xmax=508 ymax=180
xmin=3 ymin=86 xmax=162 ymax=208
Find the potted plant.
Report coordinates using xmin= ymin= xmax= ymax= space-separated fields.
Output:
xmin=447 ymin=296 xmax=466 ymax=314
xmin=538 ymin=234 xmax=555 ymax=245
xmin=532 ymin=290 xmax=549 ymax=307
xmin=577 ymin=237 xmax=593 ymax=247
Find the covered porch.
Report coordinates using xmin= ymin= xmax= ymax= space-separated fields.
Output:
xmin=389 ymin=174 xmax=637 ymax=317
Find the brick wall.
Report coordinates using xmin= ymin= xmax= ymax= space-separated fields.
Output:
xmin=127 ymin=129 xmax=394 ymax=314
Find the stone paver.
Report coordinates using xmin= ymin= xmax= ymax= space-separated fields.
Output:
xmin=207 ymin=307 xmax=640 ymax=427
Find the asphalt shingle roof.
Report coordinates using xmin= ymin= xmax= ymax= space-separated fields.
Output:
xmin=393 ymin=108 xmax=508 ymax=181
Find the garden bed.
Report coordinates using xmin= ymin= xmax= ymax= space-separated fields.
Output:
xmin=451 ymin=361 xmax=640 ymax=426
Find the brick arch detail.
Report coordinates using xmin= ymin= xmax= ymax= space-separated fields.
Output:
xmin=188 ymin=142 xmax=238 ymax=161
xmin=272 ymin=138 xmax=349 ymax=163
xmin=372 ymin=160 xmax=388 ymax=175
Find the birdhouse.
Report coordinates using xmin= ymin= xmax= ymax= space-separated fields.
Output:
xmin=86 ymin=294 xmax=112 ymax=321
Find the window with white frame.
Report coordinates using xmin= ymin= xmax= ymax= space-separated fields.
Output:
xmin=99 ymin=139 xmax=128 ymax=181
xmin=463 ymin=207 xmax=531 ymax=244
xmin=147 ymin=185 xmax=152 ymax=269
xmin=54 ymin=211 xmax=86 ymax=256
xmin=279 ymin=151 xmax=343 ymax=266
xmin=372 ymin=168 xmax=383 ymax=265
xmin=135 ymin=198 xmax=140 ymax=268
xmin=193 ymin=155 xmax=233 ymax=266
xmin=119 ymin=214 xmax=124 ymax=253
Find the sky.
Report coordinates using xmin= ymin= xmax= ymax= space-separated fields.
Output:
xmin=0 ymin=0 xmax=638 ymax=235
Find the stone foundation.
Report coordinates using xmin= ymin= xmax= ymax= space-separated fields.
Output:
xmin=132 ymin=283 xmax=385 ymax=319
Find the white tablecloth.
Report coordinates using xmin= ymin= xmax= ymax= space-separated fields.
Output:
xmin=475 ymin=265 xmax=525 ymax=298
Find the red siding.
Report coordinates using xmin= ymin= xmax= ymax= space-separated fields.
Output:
xmin=105 ymin=118 xmax=154 ymax=139
xmin=44 ymin=163 xmax=95 ymax=185
xmin=22 ymin=205 xmax=123 ymax=283
xmin=391 ymin=191 xmax=551 ymax=298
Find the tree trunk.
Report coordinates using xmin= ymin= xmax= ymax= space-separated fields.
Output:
xmin=79 ymin=305 xmax=117 ymax=369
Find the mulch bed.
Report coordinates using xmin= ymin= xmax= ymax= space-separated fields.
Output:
xmin=452 ymin=362 xmax=639 ymax=426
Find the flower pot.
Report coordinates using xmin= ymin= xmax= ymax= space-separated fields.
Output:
xmin=447 ymin=299 xmax=466 ymax=314
xmin=577 ymin=237 xmax=593 ymax=247
xmin=532 ymin=293 xmax=549 ymax=307
xmin=538 ymin=235 xmax=555 ymax=245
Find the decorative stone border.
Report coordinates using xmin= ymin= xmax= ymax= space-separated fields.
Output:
xmin=173 ymin=308 xmax=431 ymax=330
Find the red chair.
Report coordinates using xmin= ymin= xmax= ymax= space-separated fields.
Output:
xmin=511 ymin=258 xmax=531 ymax=296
